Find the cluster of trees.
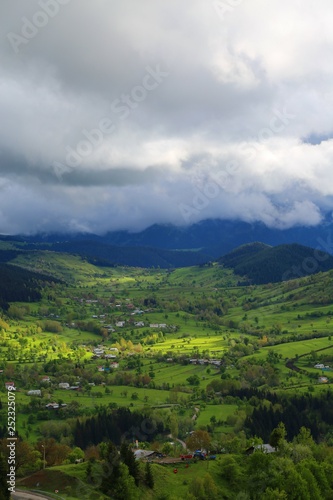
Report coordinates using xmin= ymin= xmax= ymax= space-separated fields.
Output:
xmin=85 ymin=441 xmax=154 ymax=499
xmin=245 ymin=391 xmax=333 ymax=442
xmin=74 ymin=407 xmax=166 ymax=448
xmin=220 ymin=424 xmax=333 ymax=499
xmin=0 ymin=263 xmax=60 ymax=310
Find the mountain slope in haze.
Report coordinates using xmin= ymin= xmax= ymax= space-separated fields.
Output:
xmin=6 ymin=216 xmax=333 ymax=258
xmin=219 ymin=242 xmax=333 ymax=284
xmin=21 ymin=241 xmax=211 ymax=269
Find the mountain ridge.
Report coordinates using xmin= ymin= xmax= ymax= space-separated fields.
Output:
xmin=3 ymin=217 xmax=333 ymax=258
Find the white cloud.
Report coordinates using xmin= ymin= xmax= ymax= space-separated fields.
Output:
xmin=1 ymin=0 xmax=333 ymax=233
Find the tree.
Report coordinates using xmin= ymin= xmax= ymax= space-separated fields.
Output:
xmin=293 ymin=427 xmax=314 ymax=447
xmin=145 ymin=461 xmax=154 ymax=489
xmin=220 ymin=455 xmax=243 ymax=489
xmin=269 ymin=422 xmax=286 ymax=449
xmin=187 ymin=375 xmax=200 ymax=386
xmin=120 ymin=442 xmax=140 ymax=486
xmin=68 ymin=446 xmax=84 ymax=464
xmin=107 ymin=463 xmax=139 ymax=500
xmin=100 ymin=441 xmax=121 ymax=495
xmin=295 ymin=462 xmax=322 ymax=500
xmin=186 ymin=430 xmax=211 ymax=452
xmin=282 ymin=467 xmax=311 ymax=500
xmin=261 ymin=488 xmax=287 ymax=499
xmin=162 ymin=442 xmax=173 ymax=456
xmin=0 ymin=453 xmax=10 ymax=499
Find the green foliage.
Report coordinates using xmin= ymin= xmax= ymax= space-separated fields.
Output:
xmin=220 ymin=455 xmax=244 ymax=489
xmin=269 ymin=422 xmax=287 ymax=449
xmin=145 ymin=461 xmax=154 ymax=489
xmin=186 ymin=374 xmax=200 ymax=386
xmin=220 ymin=243 xmax=333 ymax=284
xmin=0 ymin=453 xmax=10 ymax=499
xmin=120 ymin=442 xmax=140 ymax=486
xmin=185 ymin=430 xmax=211 ymax=452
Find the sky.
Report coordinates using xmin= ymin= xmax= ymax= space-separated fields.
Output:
xmin=1 ymin=0 xmax=333 ymax=234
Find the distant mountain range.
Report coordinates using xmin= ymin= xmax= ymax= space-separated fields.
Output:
xmin=1 ymin=217 xmax=333 ymax=271
xmin=5 ymin=217 xmax=333 ymax=258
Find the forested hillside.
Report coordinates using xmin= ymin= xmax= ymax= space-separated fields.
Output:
xmin=0 ymin=264 xmax=60 ymax=309
xmin=219 ymin=243 xmax=333 ymax=284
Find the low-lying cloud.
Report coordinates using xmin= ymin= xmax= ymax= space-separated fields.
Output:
xmin=1 ymin=0 xmax=333 ymax=234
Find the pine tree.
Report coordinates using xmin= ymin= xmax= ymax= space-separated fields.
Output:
xmin=0 ymin=454 xmax=10 ymax=500
xmin=145 ymin=461 xmax=154 ymax=489
xmin=100 ymin=441 xmax=120 ymax=496
xmin=120 ymin=442 xmax=140 ymax=486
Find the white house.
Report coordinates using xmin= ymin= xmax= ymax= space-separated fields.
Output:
xmin=58 ymin=382 xmax=70 ymax=389
xmin=45 ymin=402 xmax=59 ymax=409
xmin=27 ymin=390 xmax=41 ymax=396
xmin=93 ymin=348 xmax=104 ymax=356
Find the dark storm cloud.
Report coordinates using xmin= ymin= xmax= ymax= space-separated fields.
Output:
xmin=1 ymin=0 xmax=333 ymax=233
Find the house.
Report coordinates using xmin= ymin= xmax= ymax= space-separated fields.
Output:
xmin=5 ymin=382 xmax=15 ymax=390
xmin=319 ymin=376 xmax=328 ymax=383
xmin=97 ymin=366 xmax=111 ymax=373
xmin=27 ymin=390 xmax=41 ymax=396
xmin=58 ymin=382 xmax=70 ymax=389
xmin=133 ymin=449 xmax=157 ymax=460
xmin=314 ymin=364 xmax=325 ymax=369
xmin=209 ymin=360 xmax=222 ymax=367
xmin=105 ymin=354 xmax=117 ymax=359
xmin=134 ymin=321 xmax=145 ymax=327
xmin=93 ymin=348 xmax=104 ymax=356
xmin=116 ymin=321 xmax=125 ymax=327
xmin=110 ymin=362 xmax=119 ymax=369
xmin=245 ymin=444 xmax=276 ymax=455
xmin=41 ymin=376 xmax=51 ymax=383
xmin=131 ymin=309 xmax=144 ymax=315
xmin=150 ymin=324 xmax=159 ymax=328
xmin=45 ymin=402 xmax=59 ymax=409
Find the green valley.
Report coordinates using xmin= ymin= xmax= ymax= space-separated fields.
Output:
xmin=1 ymin=244 xmax=333 ymax=498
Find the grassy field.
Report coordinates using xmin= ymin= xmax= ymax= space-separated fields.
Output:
xmin=195 ymin=404 xmax=238 ymax=427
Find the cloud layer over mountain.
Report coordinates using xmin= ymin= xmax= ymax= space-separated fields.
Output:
xmin=1 ymin=0 xmax=333 ymax=233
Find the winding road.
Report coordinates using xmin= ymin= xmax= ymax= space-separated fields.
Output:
xmin=12 ymin=490 xmax=61 ymax=500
